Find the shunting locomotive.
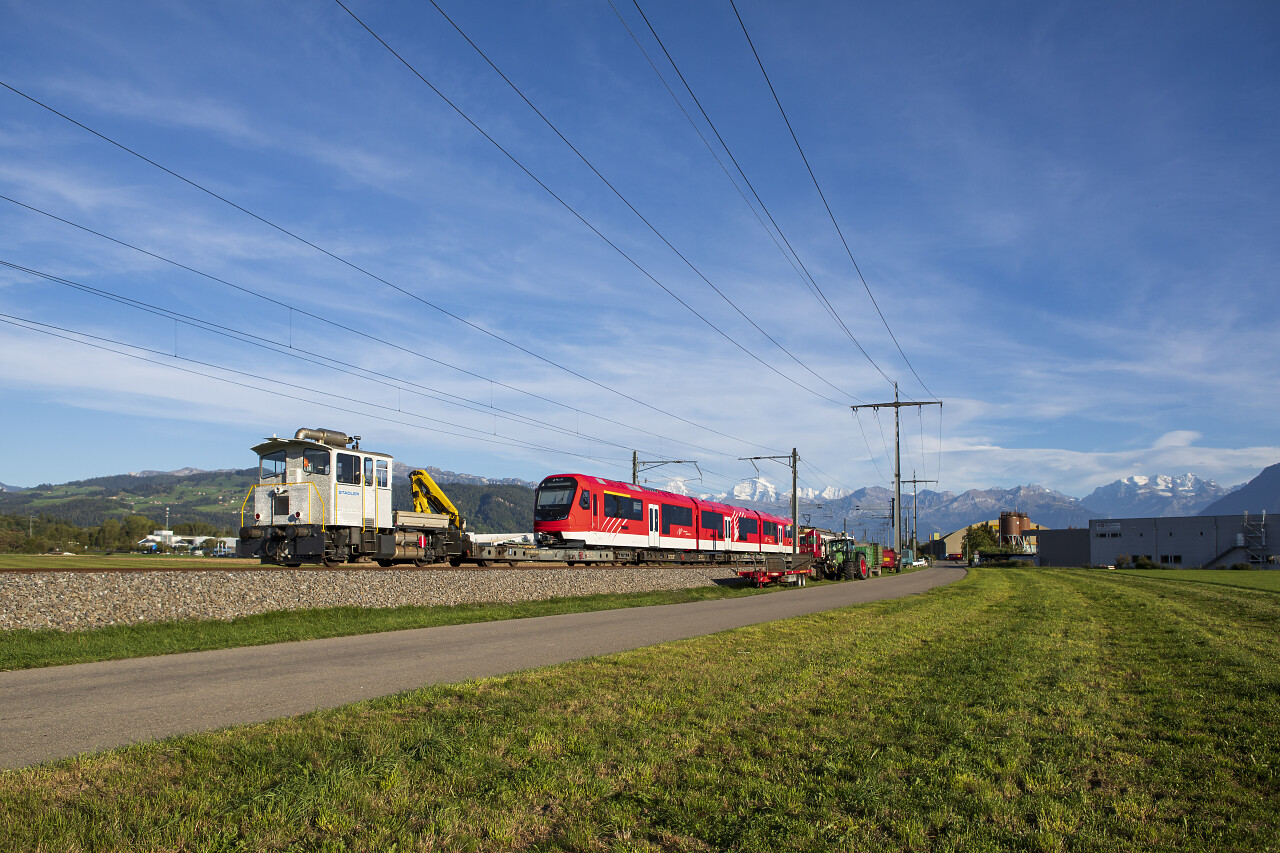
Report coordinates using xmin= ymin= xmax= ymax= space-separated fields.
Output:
xmin=237 ymin=427 xmax=472 ymax=567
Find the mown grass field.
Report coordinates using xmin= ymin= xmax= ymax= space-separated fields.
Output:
xmin=1115 ymin=567 xmax=1280 ymax=592
xmin=1 ymin=567 xmax=1277 ymax=851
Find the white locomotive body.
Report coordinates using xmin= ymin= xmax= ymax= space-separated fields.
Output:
xmin=237 ymin=427 xmax=470 ymax=567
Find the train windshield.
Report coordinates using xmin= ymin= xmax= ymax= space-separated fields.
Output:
xmin=260 ymin=450 xmax=286 ymax=482
xmin=535 ymin=477 xmax=577 ymax=521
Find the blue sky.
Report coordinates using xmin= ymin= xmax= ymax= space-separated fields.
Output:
xmin=1 ymin=0 xmax=1277 ymax=499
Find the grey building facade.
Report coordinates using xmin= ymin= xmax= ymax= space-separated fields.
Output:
xmin=1038 ymin=528 xmax=1090 ymax=567
xmin=1088 ymin=513 xmax=1275 ymax=568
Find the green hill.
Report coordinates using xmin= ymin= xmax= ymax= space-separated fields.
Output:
xmin=0 ymin=470 xmax=533 ymax=535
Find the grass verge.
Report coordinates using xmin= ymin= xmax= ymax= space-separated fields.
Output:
xmin=2 ymin=567 xmax=1277 ymax=851
xmin=0 ymin=583 xmax=778 ymax=672
xmin=1113 ymin=567 xmax=1280 ymax=592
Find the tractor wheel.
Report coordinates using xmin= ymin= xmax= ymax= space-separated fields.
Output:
xmin=853 ymin=554 xmax=869 ymax=580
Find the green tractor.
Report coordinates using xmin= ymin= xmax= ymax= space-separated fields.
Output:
xmin=823 ymin=537 xmax=881 ymax=581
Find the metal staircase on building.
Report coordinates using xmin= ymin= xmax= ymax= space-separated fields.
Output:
xmin=1242 ymin=511 xmax=1267 ymax=565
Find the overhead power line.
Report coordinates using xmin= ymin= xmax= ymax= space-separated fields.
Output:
xmin=420 ymin=0 xmax=863 ymax=407
xmin=0 ymin=311 xmax=630 ymax=468
xmin=327 ymin=6 xmax=852 ymax=411
xmin=0 ymin=78 xmax=781 ymax=453
xmin=619 ymin=0 xmax=892 ymax=389
xmin=0 ymin=193 xmax=758 ymax=464
xmin=727 ymin=0 xmax=938 ymax=402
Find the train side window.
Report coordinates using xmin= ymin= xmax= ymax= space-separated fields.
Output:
xmin=738 ymin=517 xmax=758 ymax=540
xmin=376 ymin=459 xmax=389 ymax=488
xmin=661 ymin=503 xmax=693 ymax=534
xmin=604 ymin=493 xmax=644 ymax=521
xmin=363 ymin=457 xmax=373 ymax=486
xmin=701 ymin=510 xmax=723 ymax=539
xmin=301 ymin=448 xmax=330 ymax=476
xmin=580 ymin=490 xmax=591 ymax=510
xmin=260 ymin=450 xmax=286 ymax=482
xmin=763 ymin=520 xmax=778 ymax=540
xmin=336 ymin=453 xmax=360 ymax=485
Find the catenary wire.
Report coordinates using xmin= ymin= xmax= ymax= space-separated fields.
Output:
xmin=0 ymin=78 xmax=784 ymax=452
xmin=420 ymin=0 xmax=864 ymax=407
xmin=325 ymin=7 xmax=851 ymax=411
xmin=620 ymin=0 xmax=894 ymax=389
xmin=2 ymin=258 xmax=764 ymax=494
xmin=0 ymin=193 xmax=761 ymax=464
xmin=0 ymin=312 xmax=637 ymax=469
xmin=727 ymin=0 xmax=938 ymax=402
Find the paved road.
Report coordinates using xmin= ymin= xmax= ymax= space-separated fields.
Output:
xmin=0 ymin=567 xmax=964 ymax=769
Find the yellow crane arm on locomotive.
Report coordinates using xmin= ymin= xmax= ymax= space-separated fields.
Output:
xmin=409 ymin=468 xmax=466 ymax=531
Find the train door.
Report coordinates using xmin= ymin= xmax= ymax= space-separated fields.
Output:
xmin=648 ymin=503 xmax=660 ymax=548
xmin=361 ymin=456 xmax=376 ymax=527
xmin=334 ymin=452 xmax=362 ymax=526
xmin=375 ymin=458 xmax=391 ymax=527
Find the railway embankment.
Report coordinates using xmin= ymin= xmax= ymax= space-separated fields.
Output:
xmin=0 ymin=566 xmax=734 ymax=632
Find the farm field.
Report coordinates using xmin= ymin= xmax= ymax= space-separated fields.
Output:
xmin=1 ymin=567 xmax=1276 ymax=851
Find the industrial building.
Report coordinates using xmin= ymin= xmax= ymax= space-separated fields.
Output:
xmin=1038 ymin=512 xmax=1275 ymax=568
xmin=923 ymin=512 xmax=1045 ymax=559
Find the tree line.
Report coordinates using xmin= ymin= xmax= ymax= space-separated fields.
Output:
xmin=0 ymin=512 xmax=233 ymax=554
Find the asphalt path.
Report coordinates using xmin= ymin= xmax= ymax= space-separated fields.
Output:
xmin=0 ymin=566 xmax=964 ymax=769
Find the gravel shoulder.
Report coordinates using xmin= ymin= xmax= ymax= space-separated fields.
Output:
xmin=0 ymin=566 xmax=736 ymax=632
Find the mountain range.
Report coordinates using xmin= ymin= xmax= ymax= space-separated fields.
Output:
xmin=1 ymin=462 xmax=1272 ymax=537
xmin=654 ymin=471 xmax=1248 ymax=537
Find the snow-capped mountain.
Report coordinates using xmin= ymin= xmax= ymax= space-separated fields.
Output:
xmin=1083 ymin=474 xmax=1234 ymax=518
xmin=652 ymin=476 xmax=849 ymax=503
xmin=733 ymin=477 xmax=779 ymax=503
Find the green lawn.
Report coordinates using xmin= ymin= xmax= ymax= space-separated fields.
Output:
xmin=2 ymin=568 xmax=1277 ymax=851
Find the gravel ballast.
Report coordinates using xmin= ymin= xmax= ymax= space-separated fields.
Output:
xmin=0 ymin=567 xmax=738 ymax=632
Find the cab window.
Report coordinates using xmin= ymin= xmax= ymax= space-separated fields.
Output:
xmin=336 ymin=453 xmax=360 ymax=485
xmin=376 ymin=459 xmax=389 ymax=488
xmin=302 ymin=448 xmax=330 ymax=476
xmin=535 ymin=477 xmax=577 ymax=521
xmin=260 ymin=450 xmax=286 ymax=482
xmin=363 ymin=457 xmax=374 ymax=486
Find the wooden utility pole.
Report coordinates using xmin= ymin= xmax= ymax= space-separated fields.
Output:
xmin=850 ymin=384 xmax=942 ymax=560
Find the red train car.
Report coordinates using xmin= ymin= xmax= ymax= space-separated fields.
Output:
xmin=534 ymin=474 xmax=793 ymax=556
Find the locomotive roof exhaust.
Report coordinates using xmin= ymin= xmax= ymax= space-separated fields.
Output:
xmin=294 ymin=427 xmax=358 ymax=448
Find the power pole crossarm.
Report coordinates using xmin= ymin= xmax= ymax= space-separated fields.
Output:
xmin=739 ymin=449 xmax=800 ymax=555
xmin=850 ymin=385 xmax=942 ymax=561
